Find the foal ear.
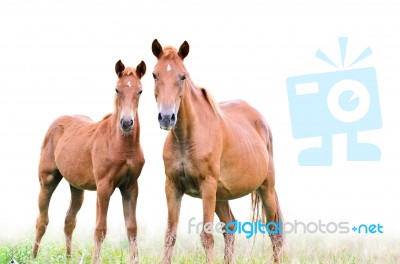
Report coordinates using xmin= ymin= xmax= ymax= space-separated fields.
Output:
xmin=178 ymin=40 xmax=189 ymax=60
xmin=152 ymin=39 xmax=163 ymax=59
xmin=136 ymin=60 xmax=146 ymax=79
xmin=115 ymin=60 xmax=125 ymax=77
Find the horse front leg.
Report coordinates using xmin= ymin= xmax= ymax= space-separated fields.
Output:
xmin=93 ymin=181 xmax=113 ymax=264
xmin=215 ymin=201 xmax=235 ymax=264
xmin=120 ymin=181 xmax=139 ymax=264
xmin=162 ymin=177 xmax=183 ymax=264
xmin=199 ymin=177 xmax=218 ymax=264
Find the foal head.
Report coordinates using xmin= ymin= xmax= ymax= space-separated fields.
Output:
xmin=114 ymin=60 xmax=146 ymax=134
xmin=151 ymin=39 xmax=190 ymax=130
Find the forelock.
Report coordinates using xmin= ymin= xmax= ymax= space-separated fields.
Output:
xmin=121 ymin=67 xmax=137 ymax=77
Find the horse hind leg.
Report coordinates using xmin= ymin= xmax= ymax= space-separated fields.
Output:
xmin=215 ymin=201 xmax=235 ymax=264
xmin=64 ymin=184 xmax=84 ymax=258
xmin=254 ymin=152 xmax=283 ymax=263
xmin=255 ymin=181 xmax=284 ymax=263
xmin=33 ymin=169 xmax=62 ymax=258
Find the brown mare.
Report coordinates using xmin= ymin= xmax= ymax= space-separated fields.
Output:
xmin=151 ymin=39 xmax=284 ymax=263
xmin=32 ymin=60 xmax=146 ymax=263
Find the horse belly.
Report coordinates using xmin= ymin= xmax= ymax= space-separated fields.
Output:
xmin=177 ymin=162 xmax=266 ymax=200
xmin=53 ymin=131 xmax=97 ymax=191
xmin=217 ymin=146 xmax=269 ymax=200
xmin=62 ymin=169 xmax=97 ymax=191
xmin=217 ymin=164 xmax=267 ymax=200
xmin=55 ymin=149 xmax=97 ymax=190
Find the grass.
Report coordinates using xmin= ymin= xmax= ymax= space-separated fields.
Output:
xmin=1 ymin=232 xmax=399 ymax=264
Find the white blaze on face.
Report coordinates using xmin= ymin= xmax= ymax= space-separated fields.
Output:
xmin=166 ymin=64 xmax=171 ymax=72
xmin=127 ymin=81 xmax=131 ymax=88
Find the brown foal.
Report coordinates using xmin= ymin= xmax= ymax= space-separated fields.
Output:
xmin=151 ymin=39 xmax=284 ymax=263
xmin=32 ymin=60 xmax=146 ymax=263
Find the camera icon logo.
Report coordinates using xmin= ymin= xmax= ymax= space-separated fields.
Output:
xmin=286 ymin=37 xmax=382 ymax=166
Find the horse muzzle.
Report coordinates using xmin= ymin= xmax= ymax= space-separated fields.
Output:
xmin=120 ymin=118 xmax=134 ymax=133
xmin=158 ymin=113 xmax=176 ymax=130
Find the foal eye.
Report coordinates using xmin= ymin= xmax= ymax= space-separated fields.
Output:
xmin=152 ymin=73 xmax=157 ymax=80
xmin=138 ymin=90 xmax=143 ymax=95
xmin=180 ymin=74 xmax=186 ymax=81
xmin=115 ymin=88 xmax=120 ymax=94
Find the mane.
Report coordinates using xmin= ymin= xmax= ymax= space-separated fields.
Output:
xmin=121 ymin=67 xmax=137 ymax=78
xmin=199 ymin=87 xmax=223 ymax=117
xmin=102 ymin=113 xmax=112 ymax=120
xmin=186 ymin=77 xmax=222 ymax=118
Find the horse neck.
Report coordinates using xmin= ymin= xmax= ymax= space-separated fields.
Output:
xmin=173 ymin=78 xmax=216 ymax=140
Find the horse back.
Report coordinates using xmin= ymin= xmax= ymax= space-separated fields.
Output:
xmin=218 ymin=99 xmax=272 ymax=153
xmin=40 ymin=115 xmax=94 ymax=164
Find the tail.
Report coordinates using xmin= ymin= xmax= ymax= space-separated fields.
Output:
xmin=251 ymin=191 xmax=266 ymax=224
xmin=250 ymin=190 xmax=284 ymax=262
xmin=251 ymin=190 xmax=283 ymax=225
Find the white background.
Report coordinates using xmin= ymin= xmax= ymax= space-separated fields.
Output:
xmin=0 ymin=0 xmax=399 ymax=242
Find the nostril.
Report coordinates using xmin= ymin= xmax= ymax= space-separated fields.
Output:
xmin=120 ymin=119 xmax=133 ymax=130
xmin=171 ymin=113 xmax=176 ymax=122
xmin=158 ymin=113 xmax=162 ymax=121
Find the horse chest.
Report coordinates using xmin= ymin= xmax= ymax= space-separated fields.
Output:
xmin=114 ymin=151 xmax=144 ymax=178
xmin=171 ymin=157 xmax=203 ymax=197
xmin=166 ymin=144 xmax=214 ymax=197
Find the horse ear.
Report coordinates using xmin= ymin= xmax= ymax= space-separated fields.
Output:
xmin=115 ymin=60 xmax=125 ymax=77
xmin=178 ymin=40 xmax=189 ymax=60
xmin=136 ymin=60 xmax=146 ymax=79
xmin=152 ymin=39 xmax=163 ymax=59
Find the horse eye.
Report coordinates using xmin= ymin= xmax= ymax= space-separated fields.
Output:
xmin=138 ymin=90 xmax=143 ymax=95
xmin=180 ymin=74 xmax=186 ymax=81
xmin=152 ymin=73 xmax=157 ymax=80
xmin=115 ymin=88 xmax=120 ymax=94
